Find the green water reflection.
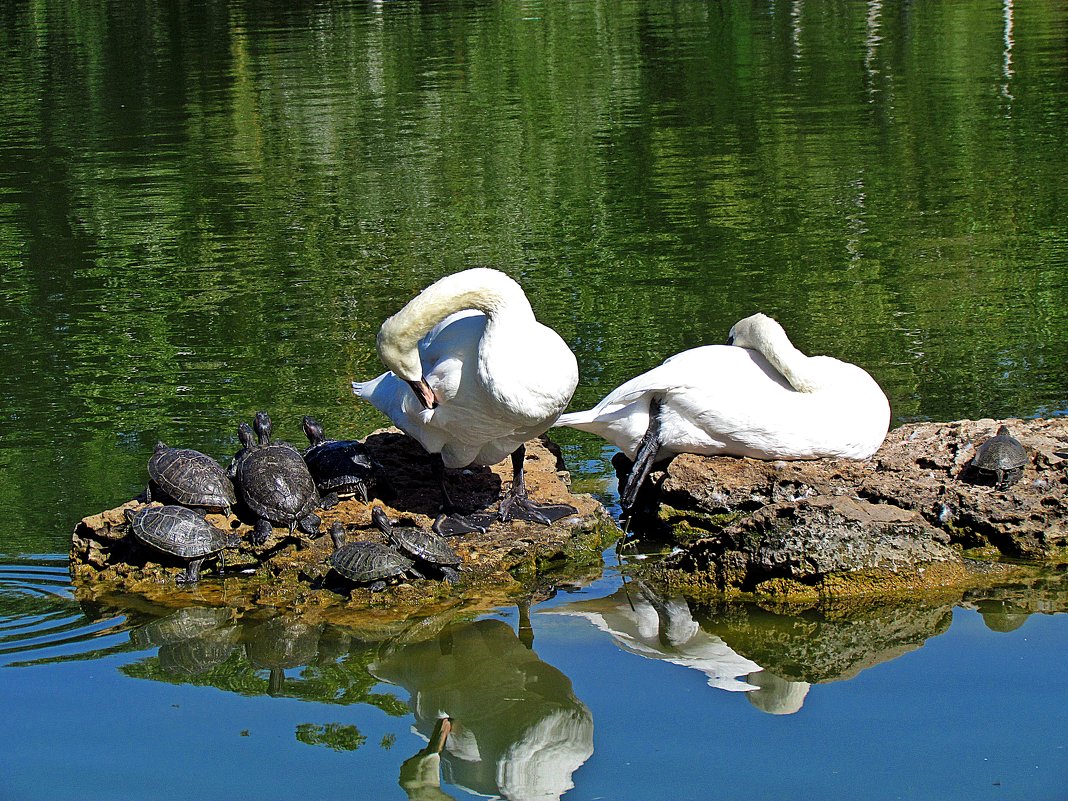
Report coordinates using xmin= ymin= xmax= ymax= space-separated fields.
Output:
xmin=2 ymin=0 xmax=1067 ymax=552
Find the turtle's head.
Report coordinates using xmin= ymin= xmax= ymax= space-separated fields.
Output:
xmin=253 ymin=411 xmax=272 ymax=445
xmin=371 ymin=505 xmax=392 ymax=535
xmin=123 ymin=507 xmax=137 ymax=527
xmin=996 ymin=424 xmax=1012 ymax=437
xmin=237 ymin=421 xmax=255 ymax=450
xmin=329 ymin=521 xmax=345 ymax=550
xmin=154 ymin=441 xmax=167 ymax=453
xmin=302 ymin=415 xmax=325 ymax=446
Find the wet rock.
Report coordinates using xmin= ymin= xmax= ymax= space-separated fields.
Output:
xmin=635 ymin=418 xmax=1067 ymax=598
xmin=70 ymin=430 xmax=616 ymax=613
xmin=659 ymin=495 xmax=967 ymax=597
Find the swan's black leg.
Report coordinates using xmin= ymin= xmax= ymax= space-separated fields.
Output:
xmin=498 ymin=444 xmax=579 ymax=524
xmin=619 ymin=396 xmax=664 ymax=514
xmin=431 ymin=456 xmax=490 ymax=534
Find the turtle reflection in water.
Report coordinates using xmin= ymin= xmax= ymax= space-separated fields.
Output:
xmin=970 ymin=425 xmax=1027 ymax=489
xmin=125 ymin=505 xmax=238 ymax=584
xmin=130 ymin=607 xmax=241 ymax=678
xmin=246 ymin=614 xmax=324 ymax=696
xmin=328 ymin=522 xmax=422 ymax=592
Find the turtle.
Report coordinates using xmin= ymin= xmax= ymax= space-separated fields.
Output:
xmin=372 ymin=506 xmax=462 ymax=584
xmin=328 ymin=521 xmax=422 ymax=591
xmin=231 ymin=412 xmax=322 ymax=545
xmin=124 ymin=504 xmax=238 ymax=584
xmin=147 ymin=441 xmax=237 ymax=514
xmin=971 ymin=424 xmax=1027 ymax=489
xmin=300 ymin=415 xmax=381 ymax=508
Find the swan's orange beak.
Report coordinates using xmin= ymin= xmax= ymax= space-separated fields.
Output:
xmin=407 ymin=378 xmax=438 ymax=410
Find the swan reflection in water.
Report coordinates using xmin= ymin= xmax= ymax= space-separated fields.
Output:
xmin=371 ymin=618 xmax=594 ymax=801
xmin=548 ymin=581 xmax=811 ymax=714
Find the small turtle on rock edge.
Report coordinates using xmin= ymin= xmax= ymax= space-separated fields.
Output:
xmin=125 ymin=504 xmax=239 ymax=584
xmin=970 ymin=424 xmax=1028 ymax=489
xmin=372 ymin=507 xmax=463 ymax=584
xmin=327 ymin=521 xmax=423 ymax=592
xmin=301 ymin=416 xmax=384 ymax=508
xmin=147 ymin=442 xmax=237 ymax=514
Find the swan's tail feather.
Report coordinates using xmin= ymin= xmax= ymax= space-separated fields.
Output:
xmin=554 ymin=410 xmax=595 ymax=429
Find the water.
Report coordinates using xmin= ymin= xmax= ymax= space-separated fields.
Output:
xmin=1 ymin=0 xmax=1067 ymax=798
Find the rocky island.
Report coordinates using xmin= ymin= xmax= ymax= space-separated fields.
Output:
xmin=630 ymin=418 xmax=1067 ymax=599
xmin=70 ymin=430 xmax=616 ymax=619
xmin=70 ymin=418 xmax=1067 ymax=610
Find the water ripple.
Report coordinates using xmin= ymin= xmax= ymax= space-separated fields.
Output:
xmin=0 ymin=556 xmax=132 ymax=666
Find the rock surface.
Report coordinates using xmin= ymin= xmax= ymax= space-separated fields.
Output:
xmin=633 ymin=418 xmax=1067 ymax=597
xmin=70 ymin=430 xmax=616 ymax=615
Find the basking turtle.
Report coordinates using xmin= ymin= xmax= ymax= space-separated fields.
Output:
xmin=231 ymin=412 xmax=321 ymax=545
xmin=147 ymin=442 xmax=237 ymax=514
xmin=372 ymin=507 xmax=462 ymax=584
xmin=125 ymin=504 xmax=238 ymax=584
xmin=328 ymin=521 xmax=421 ymax=592
xmin=971 ymin=425 xmax=1027 ymax=489
xmin=301 ymin=416 xmax=380 ymax=508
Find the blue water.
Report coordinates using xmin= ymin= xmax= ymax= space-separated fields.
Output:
xmin=2 ymin=556 xmax=1065 ymax=800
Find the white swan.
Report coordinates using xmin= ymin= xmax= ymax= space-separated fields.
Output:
xmin=352 ymin=268 xmax=580 ymax=523
xmin=554 ymin=312 xmax=890 ymax=511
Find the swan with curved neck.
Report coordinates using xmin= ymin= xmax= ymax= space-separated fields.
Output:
xmin=554 ymin=312 xmax=890 ymax=512
xmin=354 ymin=268 xmax=580 ymax=523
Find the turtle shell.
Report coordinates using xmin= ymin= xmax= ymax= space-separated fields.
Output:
xmin=973 ymin=426 xmax=1027 ymax=472
xmin=330 ymin=541 xmax=413 ymax=584
xmin=236 ymin=444 xmax=320 ymax=526
xmin=301 ymin=416 xmax=377 ymax=500
xmin=149 ymin=443 xmax=237 ymax=510
xmin=388 ymin=525 xmax=461 ymax=568
xmin=126 ymin=505 xmax=232 ymax=560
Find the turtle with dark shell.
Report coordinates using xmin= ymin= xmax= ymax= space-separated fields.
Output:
xmin=231 ymin=412 xmax=322 ymax=545
xmin=372 ymin=506 xmax=462 ymax=584
xmin=301 ymin=416 xmax=382 ymax=508
xmin=125 ymin=504 xmax=238 ymax=584
xmin=971 ymin=424 xmax=1027 ymax=489
xmin=147 ymin=442 xmax=237 ymax=514
xmin=328 ymin=521 xmax=422 ymax=592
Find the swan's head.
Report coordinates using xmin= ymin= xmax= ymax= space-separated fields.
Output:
xmin=376 ymin=316 xmax=438 ymax=409
xmin=726 ymin=312 xmax=786 ymax=350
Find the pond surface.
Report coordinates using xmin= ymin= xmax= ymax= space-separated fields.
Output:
xmin=1 ymin=1 xmax=1066 ymax=798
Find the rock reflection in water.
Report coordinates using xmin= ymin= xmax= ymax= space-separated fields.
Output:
xmin=371 ymin=618 xmax=594 ymax=801
xmin=695 ymin=597 xmax=958 ymax=706
xmin=549 ymin=581 xmax=1033 ymax=715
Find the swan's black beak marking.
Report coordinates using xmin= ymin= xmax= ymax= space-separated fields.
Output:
xmin=408 ymin=378 xmax=438 ymax=410
xmin=725 ymin=334 xmax=735 ymax=346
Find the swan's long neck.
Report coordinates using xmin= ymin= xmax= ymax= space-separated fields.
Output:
xmin=731 ymin=314 xmax=823 ymax=393
xmin=760 ymin=337 xmax=822 ymax=393
xmin=377 ymin=268 xmax=534 ymax=381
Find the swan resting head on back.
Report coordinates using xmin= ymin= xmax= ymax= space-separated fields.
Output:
xmin=554 ymin=312 xmax=890 ymax=513
xmin=353 ymin=267 xmax=580 ymax=524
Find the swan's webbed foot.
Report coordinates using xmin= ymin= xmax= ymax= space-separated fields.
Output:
xmin=498 ymin=488 xmax=578 ymax=524
xmin=498 ymin=444 xmax=577 ymax=524
xmin=432 ymin=513 xmax=493 ymax=537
